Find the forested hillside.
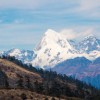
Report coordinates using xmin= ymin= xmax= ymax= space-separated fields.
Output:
xmin=0 ymin=56 xmax=100 ymax=100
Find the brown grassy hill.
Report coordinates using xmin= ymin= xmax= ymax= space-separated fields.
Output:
xmin=0 ymin=58 xmax=83 ymax=100
xmin=0 ymin=89 xmax=83 ymax=100
xmin=0 ymin=58 xmax=42 ymax=89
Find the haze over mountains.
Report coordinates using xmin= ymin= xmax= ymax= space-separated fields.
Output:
xmin=0 ymin=29 xmax=100 ymax=88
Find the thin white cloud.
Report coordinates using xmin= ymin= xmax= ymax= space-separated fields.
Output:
xmin=60 ymin=29 xmax=77 ymax=39
xmin=78 ymin=0 xmax=100 ymax=11
xmin=0 ymin=0 xmax=99 ymax=10
xmin=69 ymin=0 xmax=100 ymax=18
xmin=0 ymin=0 xmax=99 ymax=19
xmin=81 ymin=29 xmax=94 ymax=36
xmin=0 ymin=0 xmax=41 ymax=9
xmin=60 ymin=28 xmax=94 ymax=40
xmin=0 ymin=0 xmax=56 ymax=9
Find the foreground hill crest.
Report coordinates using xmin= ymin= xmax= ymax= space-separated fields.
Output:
xmin=0 ymin=57 xmax=99 ymax=100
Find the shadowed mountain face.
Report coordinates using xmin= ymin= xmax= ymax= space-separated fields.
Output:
xmin=53 ymin=57 xmax=100 ymax=88
xmin=93 ymin=57 xmax=100 ymax=64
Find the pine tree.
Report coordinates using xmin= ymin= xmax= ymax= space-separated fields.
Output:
xmin=17 ymin=74 xmax=23 ymax=88
xmin=25 ymin=76 xmax=32 ymax=90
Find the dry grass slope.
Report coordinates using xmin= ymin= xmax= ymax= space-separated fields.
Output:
xmin=0 ymin=89 xmax=83 ymax=100
xmin=0 ymin=58 xmax=98 ymax=100
xmin=0 ymin=59 xmax=42 ymax=88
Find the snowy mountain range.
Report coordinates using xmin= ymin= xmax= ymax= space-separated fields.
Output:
xmin=0 ymin=29 xmax=100 ymax=88
xmin=77 ymin=34 xmax=100 ymax=53
xmin=0 ymin=48 xmax=36 ymax=64
xmin=32 ymin=29 xmax=100 ymax=68
xmin=1 ymin=29 xmax=99 ymax=68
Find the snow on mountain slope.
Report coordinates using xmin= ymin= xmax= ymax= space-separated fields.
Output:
xmin=73 ymin=34 xmax=100 ymax=60
xmin=31 ymin=30 xmax=100 ymax=68
xmin=77 ymin=34 xmax=100 ymax=53
xmin=1 ymin=48 xmax=36 ymax=64
xmin=75 ymin=50 xmax=100 ymax=61
xmin=31 ymin=29 xmax=78 ymax=69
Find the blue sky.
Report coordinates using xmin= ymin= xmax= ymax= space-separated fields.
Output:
xmin=0 ymin=0 xmax=100 ymax=51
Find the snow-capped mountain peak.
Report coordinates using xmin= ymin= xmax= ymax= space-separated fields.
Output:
xmin=36 ymin=29 xmax=73 ymax=50
xmin=1 ymin=48 xmax=36 ymax=64
xmin=7 ymin=48 xmax=21 ymax=56
xmin=36 ymin=29 xmax=60 ymax=50
xmin=44 ymin=29 xmax=58 ymax=36
xmin=78 ymin=34 xmax=100 ymax=53
xmin=32 ymin=29 xmax=78 ymax=68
